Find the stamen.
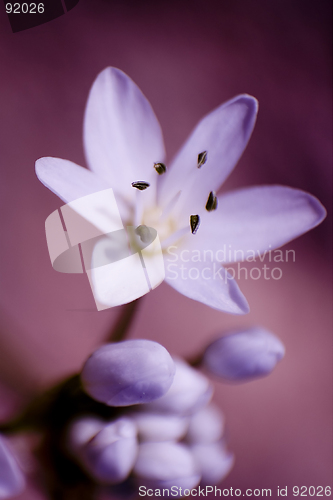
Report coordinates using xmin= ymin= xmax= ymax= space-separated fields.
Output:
xmin=197 ymin=151 xmax=207 ymax=168
xmin=205 ymin=191 xmax=218 ymax=211
xmin=190 ymin=215 xmax=200 ymax=234
xmin=154 ymin=162 xmax=167 ymax=175
xmin=132 ymin=181 xmax=150 ymax=190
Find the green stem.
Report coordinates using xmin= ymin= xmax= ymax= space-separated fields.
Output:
xmin=107 ymin=298 xmax=142 ymax=342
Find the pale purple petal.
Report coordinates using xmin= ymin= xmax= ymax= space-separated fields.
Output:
xmin=164 ymin=257 xmax=249 ymax=314
xmin=134 ymin=442 xmax=201 ymax=494
xmin=159 ymin=95 xmax=258 ymax=218
xmin=145 ymin=358 xmax=213 ymax=416
xmin=35 ymin=157 xmax=110 ymax=203
xmin=81 ymin=340 xmax=175 ymax=406
xmin=185 ymin=186 xmax=327 ymax=262
xmin=190 ymin=442 xmax=234 ymax=486
xmin=202 ymin=327 xmax=285 ymax=381
xmin=84 ymin=67 xmax=165 ymax=201
xmin=0 ymin=435 xmax=25 ymax=499
xmin=186 ymin=404 xmax=224 ymax=444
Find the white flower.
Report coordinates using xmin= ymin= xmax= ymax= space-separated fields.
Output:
xmin=36 ymin=67 xmax=326 ymax=314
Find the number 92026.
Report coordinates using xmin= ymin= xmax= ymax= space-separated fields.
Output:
xmin=6 ymin=3 xmax=44 ymax=14
xmin=293 ymin=486 xmax=331 ymax=497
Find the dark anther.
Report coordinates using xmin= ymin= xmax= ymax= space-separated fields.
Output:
xmin=190 ymin=215 xmax=200 ymax=234
xmin=197 ymin=151 xmax=207 ymax=168
xmin=131 ymin=181 xmax=150 ymax=191
xmin=154 ymin=162 xmax=167 ymax=175
xmin=205 ymin=191 xmax=218 ymax=212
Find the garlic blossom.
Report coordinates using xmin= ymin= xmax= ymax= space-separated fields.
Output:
xmin=35 ymin=67 xmax=326 ymax=313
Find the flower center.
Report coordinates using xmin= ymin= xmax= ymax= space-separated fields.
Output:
xmin=141 ymin=206 xmax=178 ymax=251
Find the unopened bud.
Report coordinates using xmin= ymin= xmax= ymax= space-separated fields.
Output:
xmin=0 ymin=435 xmax=25 ymax=499
xmin=130 ymin=412 xmax=189 ymax=442
xmin=202 ymin=327 xmax=285 ymax=381
xmin=190 ymin=442 xmax=234 ymax=485
xmin=81 ymin=340 xmax=175 ymax=406
xmin=68 ymin=417 xmax=138 ymax=484
xmin=186 ymin=404 xmax=224 ymax=444
xmin=134 ymin=442 xmax=201 ymax=493
xmin=145 ymin=358 xmax=213 ymax=415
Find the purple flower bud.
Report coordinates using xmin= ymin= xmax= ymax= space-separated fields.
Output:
xmin=130 ymin=412 xmax=189 ymax=442
xmin=134 ymin=442 xmax=201 ymax=493
xmin=67 ymin=416 xmax=105 ymax=453
xmin=186 ymin=404 xmax=224 ymax=444
xmin=81 ymin=340 xmax=175 ymax=406
xmin=145 ymin=358 xmax=213 ymax=415
xmin=68 ymin=417 xmax=138 ymax=484
xmin=202 ymin=327 xmax=285 ymax=381
xmin=190 ymin=442 xmax=234 ymax=485
xmin=0 ymin=435 xmax=25 ymax=499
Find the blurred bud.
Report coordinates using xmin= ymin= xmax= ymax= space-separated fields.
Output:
xmin=67 ymin=416 xmax=105 ymax=453
xmin=0 ymin=435 xmax=25 ymax=499
xmin=134 ymin=442 xmax=201 ymax=493
xmin=190 ymin=442 xmax=234 ymax=485
xmin=130 ymin=412 xmax=189 ymax=442
xmin=68 ymin=417 xmax=138 ymax=484
xmin=202 ymin=327 xmax=285 ymax=381
xmin=145 ymin=358 xmax=213 ymax=415
xmin=81 ymin=340 xmax=175 ymax=406
xmin=186 ymin=404 xmax=224 ymax=444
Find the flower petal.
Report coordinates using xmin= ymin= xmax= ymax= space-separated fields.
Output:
xmin=84 ymin=67 xmax=165 ymax=202
xmin=159 ymin=94 xmax=258 ymax=218
xmin=35 ymin=157 xmax=110 ymax=203
xmin=164 ymin=257 xmax=249 ymax=314
xmin=185 ymin=186 xmax=327 ymax=262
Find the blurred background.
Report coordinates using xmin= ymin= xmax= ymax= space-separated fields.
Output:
xmin=0 ymin=0 xmax=331 ymax=497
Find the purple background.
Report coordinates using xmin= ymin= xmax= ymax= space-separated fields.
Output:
xmin=0 ymin=0 xmax=332 ymax=497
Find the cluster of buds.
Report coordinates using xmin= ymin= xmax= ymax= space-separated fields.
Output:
xmin=0 ymin=328 xmax=284 ymax=498
xmin=67 ymin=329 xmax=284 ymax=495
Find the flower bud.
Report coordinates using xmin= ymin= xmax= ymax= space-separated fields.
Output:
xmin=130 ymin=412 xmax=189 ymax=442
xmin=145 ymin=358 xmax=213 ymax=415
xmin=134 ymin=442 xmax=201 ymax=494
xmin=202 ymin=327 xmax=285 ymax=381
xmin=186 ymin=404 xmax=224 ymax=444
xmin=0 ymin=435 xmax=25 ymax=499
xmin=81 ymin=340 xmax=175 ymax=406
xmin=68 ymin=417 xmax=138 ymax=484
xmin=190 ymin=442 xmax=234 ymax=485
